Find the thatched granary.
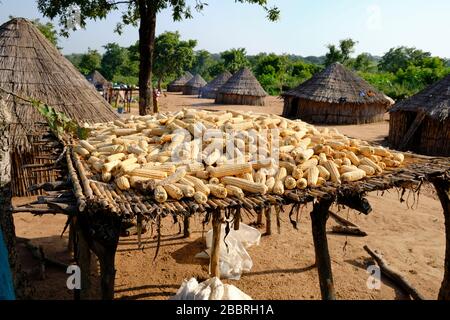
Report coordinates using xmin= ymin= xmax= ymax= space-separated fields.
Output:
xmin=0 ymin=18 xmax=118 ymax=196
xmin=182 ymin=74 xmax=207 ymax=95
xmin=282 ymin=63 xmax=393 ymax=124
xmin=216 ymin=68 xmax=267 ymax=106
xmin=86 ymin=70 xmax=112 ymax=91
xmin=167 ymin=71 xmax=193 ymax=92
xmin=389 ymin=74 xmax=450 ymax=156
xmin=201 ymin=71 xmax=232 ymax=99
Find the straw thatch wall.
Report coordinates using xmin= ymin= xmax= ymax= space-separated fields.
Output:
xmin=0 ymin=18 xmax=118 ymax=196
xmin=389 ymin=74 xmax=450 ymax=156
xmin=167 ymin=72 xmax=193 ymax=92
xmin=182 ymin=74 xmax=207 ymax=96
xmin=216 ymin=93 xmax=266 ymax=106
xmin=282 ymin=63 xmax=393 ymax=124
xmin=215 ymin=68 xmax=267 ymax=106
xmin=389 ymin=111 xmax=450 ymax=156
xmin=283 ymin=97 xmax=387 ymax=125
xmin=201 ymin=71 xmax=232 ymax=99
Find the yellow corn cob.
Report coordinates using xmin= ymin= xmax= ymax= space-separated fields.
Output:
xmin=222 ymin=177 xmax=267 ymax=195
xmin=142 ymin=163 xmax=176 ymax=174
xmin=184 ymin=175 xmax=211 ymax=196
xmin=103 ymin=160 xmax=121 ymax=173
xmin=345 ymin=151 xmax=360 ymax=166
xmin=334 ymin=159 xmax=343 ymax=166
xmin=208 ymin=163 xmax=252 ymax=178
xmin=74 ymin=146 xmax=90 ymax=157
xmin=318 ymin=153 xmax=328 ymax=165
xmin=154 ymin=185 xmax=168 ymax=203
xmin=98 ymin=145 xmax=124 ymax=153
xmin=204 ymin=149 xmax=221 ymax=166
xmin=158 ymin=168 xmax=186 ymax=185
xmin=254 ymin=170 xmax=267 ymax=185
xmin=273 ymin=180 xmax=284 ymax=195
xmin=292 ymin=167 xmax=303 ymax=180
xmin=251 ymin=158 xmax=274 ymax=170
xmin=317 ymin=177 xmax=326 ymax=186
xmin=129 ymin=168 xmax=167 ymax=180
xmin=102 ymin=171 xmax=112 ymax=183
xmin=323 ymin=160 xmax=341 ymax=184
xmin=379 ymin=162 xmax=387 ymax=170
xmin=174 ymin=184 xmax=195 ymax=198
xmin=383 ymin=159 xmax=401 ymax=167
xmin=114 ymin=128 xmax=137 ymax=136
xmin=306 ymin=166 xmax=320 ymax=187
xmin=360 ymin=157 xmax=383 ymax=174
xmin=208 ymin=177 xmax=220 ymax=184
xmin=284 ymin=176 xmax=297 ymax=190
xmin=340 ymin=165 xmax=359 ymax=174
xmin=195 ymin=170 xmax=210 ymax=180
xmin=300 ymin=158 xmax=319 ymax=171
xmin=115 ymin=176 xmax=130 ymax=191
xmin=91 ymin=161 xmax=104 ymax=173
xmin=317 ymin=165 xmax=330 ymax=180
xmin=207 ymin=184 xmax=228 ymax=198
xmin=279 ymin=161 xmax=296 ymax=175
xmin=295 ymin=149 xmax=314 ymax=163
xmin=392 ymin=153 xmax=405 ymax=163
xmin=106 ymin=153 xmax=126 ymax=163
xmin=163 ymin=185 xmax=184 ymax=200
xmin=326 ymin=141 xmax=346 ymax=150
xmin=341 ymin=169 xmax=366 ymax=182
xmin=342 ymin=157 xmax=352 ymax=166
xmin=359 ymin=146 xmax=375 ymax=157
xmin=275 ymin=167 xmax=287 ymax=182
xmin=296 ymin=178 xmax=307 ymax=189
xmin=358 ymin=165 xmax=376 ymax=176
xmin=373 ymin=147 xmax=392 ymax=157
xmin=79 ymin=140 xmax=96 ymax=153
xmin=266 ymin=177 xmax=276 ymax=193
xmin=194 ymin=191 xmax=208 ymax=204
xmin=225 ymin=185 xmax=245 ymax=200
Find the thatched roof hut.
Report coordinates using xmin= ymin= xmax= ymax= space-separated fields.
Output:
xmin=182 ymin=74 xmax=207 ymax=96
xmin=389 ymin=74 xmax=450 ymax=156
xmin=216 ymin=68 xmax=267 ymax=106
xmin=86 ymin=70 xmax=112 ymax=91
xmin=201 ymin=71 xmax=232 ymax=99
xmin=282 ymin=63 xmax=393 ymax=124
xmin=0 ymin=18 xmax=118 ymax=196
xmin=167 ymin=71 xmax=193 ymax=92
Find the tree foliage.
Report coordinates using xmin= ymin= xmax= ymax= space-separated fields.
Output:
xmin=78 ymin=48 xmax=101 ymax=75
xmin=324 ymin=38 xmax=357 ymax=66
xmin=221 ymin=48 xmax=250 ymax=73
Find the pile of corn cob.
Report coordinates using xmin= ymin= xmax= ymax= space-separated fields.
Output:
xmin=74 ymin=109 xmax=405 ymax=204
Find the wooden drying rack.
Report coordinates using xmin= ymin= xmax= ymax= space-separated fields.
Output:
xmin=14 ymin=147 xmax=450 ymax=300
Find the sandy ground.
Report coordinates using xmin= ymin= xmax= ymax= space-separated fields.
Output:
xmin=13 ymin=93 xmax=445 ymax=300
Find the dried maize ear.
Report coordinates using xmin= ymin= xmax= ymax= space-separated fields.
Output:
xmin=273 ymin=180 xmax=284 ymax=195
xmin=345 ymin=151 xmax=360 ymax=166
xmin=296 ymin=178 xmax=308 ymax=189
xmin=207 ymin=184 xmax=228 ymax=199
xmin=341 ymin=169 xmax=366 ymax=182
xmin=317 ymin=165 xmax=330 ymax=180
xmin=300 ymin=158 xmax=319 ymax=171
xmin=154 ymin=185 xmax=168 ymax=203
xmin=222 ymin=177 xmax=267 ymax=195
xmin=103 ymin=160 xmax=121 ymax=173
xmin=306 ymin=166 xmax=320 ymax=187
xmin=226 ymin=185 xmax=245 ymax=200
xmin=284 ymin=176 xmax=297 ymax=190
xmin=184 ymin=175 xmax=211 ymax=196
xmin=266 ymin=177 xmax=276 ymax=193
xmin=360 ymin=157 xmax=383 ymax=174
xmin=163 ymin=185 xmax=184 ymax=200
xmin=392 ymin=153 xmax=405 ymax=163
xmin=79 ymin=140 xmax=96 ymax=153
xmin=323 ymin=160 xmax=341 ymax=184
xmin=358 ymin=165 xmax=376 ymax=176
xmin=74 ymin=146 xmax=90 ymax=157
xmin=115 ymin=176 xmax=130 ymax=191
xmin=129 ymin=168 xmax=167 ymax=179
xmin=208 ymin=163 xmax=252 ymax=178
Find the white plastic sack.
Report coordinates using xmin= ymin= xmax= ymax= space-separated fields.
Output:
xmin=203 ymin=223 xmax=261 ymax=280
xmin=170 ymin=277 xmax=252 ymax=300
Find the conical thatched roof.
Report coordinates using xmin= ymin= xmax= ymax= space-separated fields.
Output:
xmin=218 ymin=68 xmax=267 ymax=97
xmin=184 ymin=74 xmax=207 ymax=89
xmin=0 ymin=18 xmax=118 ymax=150
xmin=390 ymin=74 xmax=450 ymax=121
xmin=201 ymin=71 xmax=232 ymax=98
xmin=169 ymin=71 xmax=194 ymax=87
xmin=284 ymin=63 xmax=392 ymax=105
xmin=86 ymin=70 xmax=112 ymax=88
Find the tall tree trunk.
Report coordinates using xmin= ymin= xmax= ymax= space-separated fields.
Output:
xmin=157 ymin=77 xmax=162 ymax=92
xmin=138 ymin=1 xmax=157 ymax=115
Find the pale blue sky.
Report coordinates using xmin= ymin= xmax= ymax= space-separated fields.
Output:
xmin=1 ymin=0 xmax=449 ymax=57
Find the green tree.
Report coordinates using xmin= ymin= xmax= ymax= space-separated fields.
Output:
xmin=37 ymin=0 xmax=280 ymax=115
xmin=78 ymin=48 xmax=102 ymax=75
xmin=191 ymin=50 xmax=215 ymax=80
xmin=101 ymin=43 xmax=129 ymax=81
xmin=379 ymin=46 xmax=431 ymax=73
xmin=353 ymin=53 xmax=374 ymax=72
xmin=153 ymin=32 xmax=197 ymax=89
xmin=221 ymin=48 xmax=250 ymax=73
xmin=324 ymin=38 xmax=357 ymax=66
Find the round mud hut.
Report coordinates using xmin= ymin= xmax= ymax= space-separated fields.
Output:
xmin=0 ymin=18 xmax=118 ymax=197
xmin=282 ymin=63 xmax=393 ymax=124
xmin=201 ymin=71 xmax=232 ymax=99
xmin=389 ymin=74 xmax=450 ymax=156
xmin=167 ymin=71 xmax=193 ymax=92
xmin=215 ymin=68 xmax=267 ymax=106
xmin=182 ymin=74 xmax=207 ymax=95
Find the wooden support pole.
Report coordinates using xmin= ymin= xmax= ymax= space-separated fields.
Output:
xmin=67 ymin=221 xmax=74 ymax=254
xmin=210 ymin=210 xmax=222 ymax=279
xmin=97 ymin=247 xmax=116 ymax=300
xmin=257 ymin=208 xmax=263 ymax=226
xmin=265 ymin=207 xmax=272 ymax=236
xmin=234 ymin=208 xmax=241 ymax=231
xmin=75 ymin=224 xmax=91 ymax=300
xmin=183 ymin=215 xmax=191 ymax=238
xmin=310 ymin=197 xmax=336 ymax=300
xmin=432 ymin=175 xmax=450 ymax=300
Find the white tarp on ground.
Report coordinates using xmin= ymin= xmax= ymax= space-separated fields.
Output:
xmin=196 ymin=223 xmax=261 ymax=280
xmin=170 ymin=277 xmax=252 ymax=300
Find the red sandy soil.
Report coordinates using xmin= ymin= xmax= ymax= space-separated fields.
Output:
xmin=13 ymin=93 xmax=445 ymax=300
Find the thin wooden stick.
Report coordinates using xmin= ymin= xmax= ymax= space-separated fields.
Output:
xmin=210 ymin=210 xmax=222 ymax=279
xmin=363 ymin=245 xmax=424 ymax=300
